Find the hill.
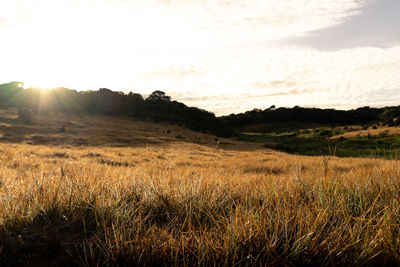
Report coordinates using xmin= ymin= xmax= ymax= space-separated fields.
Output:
xmin=0 ymin=108 xmax=256 ymax=151
xmin=0 ymin=82 xmax=230 ymax=137
xmin=221 ymin=106 xmax=400 ymax=131
xmin=3 ymin=81 xmax=400 ymax=158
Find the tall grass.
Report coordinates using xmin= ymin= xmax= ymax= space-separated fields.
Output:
xmin=0 ymin=143 xmax=400 ymax=265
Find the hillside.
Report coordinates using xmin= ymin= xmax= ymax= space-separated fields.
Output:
xmin=3 ymin=104 xmax=400 ymax=159
xmin=0 ymin=82 xmax=230 ymax=137
xmin=221 ymin=106 xmax=400 ymax=131
xmin=2 ymin=82 xmax=400 ymax=140
xmin=0 ymin=108 xmax=256 ymax=151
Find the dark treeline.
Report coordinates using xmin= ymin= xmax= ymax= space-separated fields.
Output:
xmin=0 ymin=82 xmax=229 ymax=136
xmin=221 ymin=105 xmax=400 ymax=129
xmin=1 ymin=81 xmax=400 ymax=135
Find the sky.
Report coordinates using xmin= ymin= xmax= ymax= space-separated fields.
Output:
xmin=0 ymin=0 xmax=399 ymax=115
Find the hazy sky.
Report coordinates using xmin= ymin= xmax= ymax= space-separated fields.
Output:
xmin=0 ymin=0 xmax=399 ymax=115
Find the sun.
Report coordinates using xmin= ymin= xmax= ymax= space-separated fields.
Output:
xmin=20 ymin=81 xmax=59 ymax=91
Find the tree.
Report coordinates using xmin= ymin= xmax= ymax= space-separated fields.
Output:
xmin=146 ymin=90 xmax=171 ymax=102
xmin=128 ymin=92 xmax=143 ymax=101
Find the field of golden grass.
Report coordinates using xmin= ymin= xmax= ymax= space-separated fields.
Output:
xmin=330 ymin=126 xmax=400 ymax=139
xmin=0 ymin=108 xmax=238 ymax=148
xmin=1 ymin=136 xmax=400 ymax=265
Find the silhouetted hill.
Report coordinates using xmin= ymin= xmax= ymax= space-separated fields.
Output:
xmin=0 ymin=82 xmax=230 ymax=137
xmin=1 ymin=82 xmax=399 ymax=136
xmin=221 ymin=106 xmax=400 ymax=132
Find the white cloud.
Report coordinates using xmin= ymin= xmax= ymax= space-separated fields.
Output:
xmin=0 ymin=0 xmax=370 ymax=47
xmin=2 ymin=0 xmax=399 ymax=116
xmin=144 ymin=45 xmax=400 ymax=115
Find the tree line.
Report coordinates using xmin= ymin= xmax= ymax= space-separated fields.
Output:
xmin=1 ymin=81 xmax=400 ymax=135
xmin=0 ymin=82 xmax=229 ymax=136
xmin=220 ymin=106 xmax=400 ymax=129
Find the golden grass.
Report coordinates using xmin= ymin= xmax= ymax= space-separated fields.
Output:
xmin=1 ymin=141 xmax=400 ymax=266
xmin=0 ymin=108 xmax=257 ymax=151
xmin=330 ymin=126 xmax=400 ymax=139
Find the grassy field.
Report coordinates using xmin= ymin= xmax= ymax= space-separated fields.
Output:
xmin=0 ymin=108 xmax=229 ymax=148
xmin=239 ymin=126 xmax=400 ymax=159
xmin=1 ymin=110 xmax=400 ymax=265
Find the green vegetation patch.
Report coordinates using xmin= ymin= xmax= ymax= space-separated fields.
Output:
xmin=239 ymin=129 xmax=400 ymax=159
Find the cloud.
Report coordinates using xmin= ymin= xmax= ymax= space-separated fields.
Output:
xmin=1 ymin=0 xmax=398 ymax=116
xmin=0 ymin=0 xmax=371 ymax=48
xmin=142 ymin=45 xmax=400 ymax=115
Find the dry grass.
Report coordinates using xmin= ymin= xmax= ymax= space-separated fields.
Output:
xmin=0 ymin=108 xmax=251 ymax=149
xmin=0 ymin=140 xmax=400 ymax=266
xmin=330 ymin=126 xmax=400 ymax=139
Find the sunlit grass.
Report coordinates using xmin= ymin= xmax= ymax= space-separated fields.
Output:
xmin=0 ymin=142 xmax=399 ymax=265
